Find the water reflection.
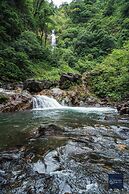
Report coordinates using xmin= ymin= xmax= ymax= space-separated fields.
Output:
xmin=0 ymin=107 xmax=123 ymax=149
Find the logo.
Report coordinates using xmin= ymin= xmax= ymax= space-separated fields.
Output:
xmin=108 ymin=173 xmax=123 ymax=190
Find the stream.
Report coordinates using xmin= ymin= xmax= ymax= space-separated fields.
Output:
xmin=0 ymin=102 xmax=129 ymax=193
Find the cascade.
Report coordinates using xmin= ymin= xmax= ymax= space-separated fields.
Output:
xmin=51 ymin=29 xmax=56 ymax=48
xmin=32 ymin=95 xmax=62 ymax=109
xmin=32 ymin=95 xmax=117 ymax=114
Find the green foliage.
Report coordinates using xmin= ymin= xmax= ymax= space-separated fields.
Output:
xmin=91 ymin=41 xmax=129 ymax=100
xmin=34 ymin=0 xmax=55 ymax=45
xmin=1 ymin=0 xmax=129 ymax=102
xmin=55 ymin=0 xmax=129 ymax=101
xmin=0 ymin=0 xmax=56 ymax=81
xmin=121 ymin=2 xmax=129 ymax=17
xmin=74 ymin=29 xmax=116 ymax=57
xmin=75 ymin=56 xmax=96 ymax=73
xmin=0 ymin=46 xmax=33 ymax=81
xmin=14 ymin=31 xmax=49 ymax=59
xmin=103 ymin=0 xmax=115 ymax=16
xmin=0 ymin=1 xmax=23 ymax=41
xmin=32 ymin=61 xmax=77 ymax=81
xmin=67 ymin=0 xmax=97 ymax=23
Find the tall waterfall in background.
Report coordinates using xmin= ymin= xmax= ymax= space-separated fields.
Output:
xmin=51 ymin=29 xmax=56 ymax=48
xmin=33 ymin=95 xmax=61 ymax=109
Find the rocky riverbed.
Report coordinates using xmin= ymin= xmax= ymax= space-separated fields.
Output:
xmin=0 ymin=73 xmax=129 ymax=114
xmin=0 ymin=75 xmax=129 ymax=193
xmin=0 ymin=112 xmax=129 ymax=194
xmin=0 ymin=80 xmax=112 ymax=113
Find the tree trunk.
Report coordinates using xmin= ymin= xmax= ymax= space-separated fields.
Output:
xmin=44 ymin=32 xmax=48 ymax=47
xmin=40 ymin=31 xmax=44 ymax=45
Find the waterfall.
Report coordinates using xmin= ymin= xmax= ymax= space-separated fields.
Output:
xmin=51 ymin=29 xmax=56 ymax=48
xmin=32 ymin=95 xmax=117 ymax=114
xmin=32 ymin=95 xmax=62 ymax=109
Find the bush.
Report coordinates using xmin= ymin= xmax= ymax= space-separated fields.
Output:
xmin=0 ymin=46 xmax=33 ymax=81
xmin=14 ymin=31 xmax=49 ymax=60
xmin=75 ymin=56 xmax=95 ymax=73
xmin=74 ymin=29 xmax=116 ymax=58
xmin=91 ymin=42 xmax=129 ymax=100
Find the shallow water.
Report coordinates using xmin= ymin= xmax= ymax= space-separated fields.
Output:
xmin=0 ymin=107 xmax=117 ymax=149
xmin=0 ymin=107 xmax=129 ymax=193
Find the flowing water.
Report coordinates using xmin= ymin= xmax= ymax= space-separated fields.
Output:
xmin=0 ymin=96 xmax=129 ymax=193
xmin=51 ymin=29 xmax=56 ymax=48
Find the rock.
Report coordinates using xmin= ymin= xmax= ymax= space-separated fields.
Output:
xmin=36 ymin=124 xmax=64 ymax=137
xmin=23 ymin=80 xmax=44 ymax=93
xmin=117 ymin=102 xmax=129 ymax=115
xmin=0 ymin=93 xmax=9 ymax=104
xmin=0 ymin=82 xmax=23 ymax=90
xmin=62 ymin=96 xmax=72 ymax=106
xmin=0 ymin=91 xmax=32 ymax=112
xmin=51 ymin=88 xmax=64 ymax=96
xmin=23 ymin=79 xmax=58 ymax=93
xmin=59 ymin=73 xmax=82 ymax=90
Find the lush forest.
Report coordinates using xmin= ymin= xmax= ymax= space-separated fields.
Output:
xmin=0 ymin=0 xmax=129 ymax=101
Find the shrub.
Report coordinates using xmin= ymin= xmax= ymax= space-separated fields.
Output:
xmin=91 ymin=42 xmax=129 ymax=100
xmin=14 ymin=31 xmax=49 ymax=60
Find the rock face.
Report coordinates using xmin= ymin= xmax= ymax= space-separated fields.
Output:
xmin=39 ymin=85 xmax=101 ymax=107
xmin=0 ymin=73 xmax=111 ymax=113
xmin=59 ymin=73 xmax=82 ymax=89
xmin=23 ymin=79 xmax=58 ymax=93
xmin=117 ymin=102 xmax=129 ymax=115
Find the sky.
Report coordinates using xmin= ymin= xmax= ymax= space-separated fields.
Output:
xmin=52 ymin=0 xmax=72 ymax=7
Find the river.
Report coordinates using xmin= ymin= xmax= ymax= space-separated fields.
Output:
xmin=0 ymin=102 xmax=129 ymax=193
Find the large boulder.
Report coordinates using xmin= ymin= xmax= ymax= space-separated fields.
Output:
xmin=59 ymin=73 xmax=82 ymax=90
xmin=23 ymin=80 xmax=58 ymax=93
xmin=0 ymin=91 xmax=32 ymax=112
xmin=23 ymin=80 xmax=43 ymax=93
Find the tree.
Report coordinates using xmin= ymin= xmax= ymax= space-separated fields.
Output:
xmin=33 ymin=0 xmax=54 ymax=45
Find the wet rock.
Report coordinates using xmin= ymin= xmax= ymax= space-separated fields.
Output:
xmin=0 ymin=170 xmax=6 ymax=186
xmin=37 ymin=124 xmax=64 ymax=137
xmin=26 ymin=186 xmax=36 ymax=194
xmin=117 ymin=102 xmax=129 ymax=115
xmin=0 ymin=152 xmax=21 ymax=162
xmin=1 ymin=110 xmax=129 ymax=193
xmin=59 ymin=73 xmax=82 ymax=89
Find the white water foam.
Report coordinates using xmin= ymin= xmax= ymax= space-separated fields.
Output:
xmin=32 ymin=95 xmax=117 ymax=114
xmin=33 ymin=95 xmax=62 ymax=109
